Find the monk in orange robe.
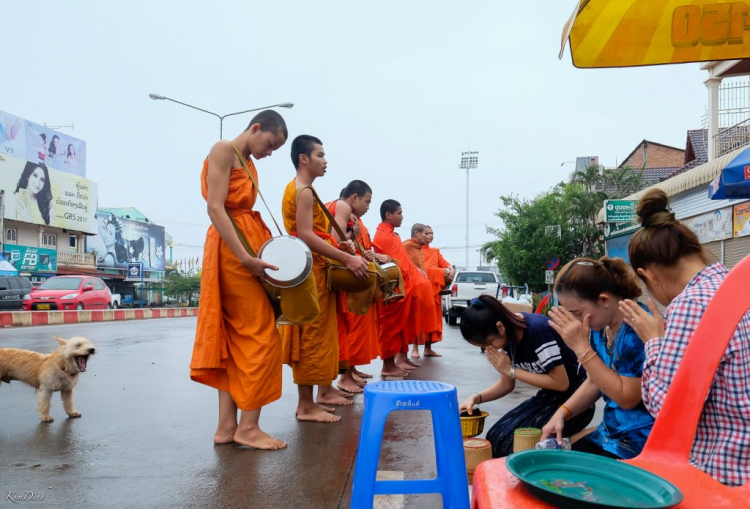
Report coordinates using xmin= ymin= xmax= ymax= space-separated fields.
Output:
xmin=190 ymin=110 xmax=288 ymax=449
xmin=372 ymin=200 xmax=428 ymax=377
xmin=403 ymin=223 xmax=446 ymax=358
xmin=423 ymin=225 xmax=455 ymax=292
xmin=279 ymin=135 xmax=369 ymax=423
xmin=350 ymin=217 xmax=383 ymax=377
xmin=328 ymin=180 xmax=390 ymax=391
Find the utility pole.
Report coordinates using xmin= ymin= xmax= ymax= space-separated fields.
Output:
xmin=459 ymin=151 xmax=479 ymax=270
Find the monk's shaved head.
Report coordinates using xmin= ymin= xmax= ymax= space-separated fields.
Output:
xmin=290 ymin=135 xmax=322 ymax=169
xmin=342 ymin=180 xmax=372 ymax=199
xmin=380 ymin=199 xmax=401 ymax=221
xmin=411 ymin=223 xmax=426 ymax=237
xmin=246 ymin=110 xmax=288 ymax=139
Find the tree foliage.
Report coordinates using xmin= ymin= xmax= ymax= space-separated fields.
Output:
xmin=483 ymin=165 xmax=644 ymax=292
xmin=164 ymin=268 xmax=201 ymax=303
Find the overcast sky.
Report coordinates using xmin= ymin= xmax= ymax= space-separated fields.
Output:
xmin=1 ymin=1 xmax=712 ymax=269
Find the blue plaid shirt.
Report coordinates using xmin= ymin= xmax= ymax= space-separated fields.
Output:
xmin=643 ymin=263 xmax=750 ymax=486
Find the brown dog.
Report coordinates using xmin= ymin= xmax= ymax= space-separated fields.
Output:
xmin=0 ymin=336 xmax=96 ymax=422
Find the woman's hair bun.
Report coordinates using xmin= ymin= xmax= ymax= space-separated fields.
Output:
xmin=637 ymin=188 xmax=675 ymax=228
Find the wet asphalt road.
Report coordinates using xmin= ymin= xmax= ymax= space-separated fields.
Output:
xmin=0 ymin=317 xmax=592 ymax=508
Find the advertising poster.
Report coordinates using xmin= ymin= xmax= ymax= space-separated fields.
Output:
xmin=0 ymin=154 xmax=98 ymax=234
xmin=86 ymin=212 xmax=166 ymax=271
xmin=684 ymin=207 xmax=733 ymax=244
xmin=2 ymin=245 xmax=57 ymax=273
xmin=24 ymin=119 xmax=86 ymax=177
xmin=0 ymin=110 xmax=26 ymax=158
xmin=0 ymin=110 xmax=86 ymax=177
xmin=734 ymin=202 xmax=750 ymax=238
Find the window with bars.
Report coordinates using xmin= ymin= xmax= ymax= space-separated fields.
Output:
xmin=5 ymin=228 xmax=16 ymax=244
xmin=41 ymin=233 xmax=57 ymax=248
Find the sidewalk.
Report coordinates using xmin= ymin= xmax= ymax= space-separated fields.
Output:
xmin=0 ymin=307 xmax=198 ymax=327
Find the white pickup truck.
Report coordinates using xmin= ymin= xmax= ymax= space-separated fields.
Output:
xmin=110 ymin=292 xmax=121 ymax=309
xmin=443 ymin=271 xmax=500 ymax=325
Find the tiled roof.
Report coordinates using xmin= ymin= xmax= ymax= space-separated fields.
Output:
xmin=599 ymin=167 xmax=677 ymax=195
xmin=667 ymin=129 xmax=708 ymax=179
xmin=686 ymin=129 xmax=708 ymax=164
xmin=643 ymin=167 xmax=679 ymax=184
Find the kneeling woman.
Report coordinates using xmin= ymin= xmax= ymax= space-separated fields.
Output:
xmin=542 ymin=257 xmax=654 ymax=459
xmin=459 ymin=296 xmax=594 ymax=457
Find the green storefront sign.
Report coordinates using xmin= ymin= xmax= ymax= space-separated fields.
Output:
xmin=604 ymin=222 xmax=640 ymax=240
xmin=604 ymin=200 xmax=638 ymax=223
xmin=3 ymin=244 xmax=57 ymax=273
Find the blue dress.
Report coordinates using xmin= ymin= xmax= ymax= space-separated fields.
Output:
xmin=582 ymin=304 xmax=655 ymax=459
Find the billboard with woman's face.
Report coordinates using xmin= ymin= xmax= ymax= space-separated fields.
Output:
xmin=86 ymin=212 xmax=166 ymax=271
xmin=0 ymin=154 xmax=97 ymax=233
xmin=24 ymin=120 xmax=86 ymax=177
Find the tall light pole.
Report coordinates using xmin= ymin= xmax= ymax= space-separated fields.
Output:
xmin=148 ymin=94 xmax=294 ymax=139
xmin=459 ymin=151 xmax=479 ymax=270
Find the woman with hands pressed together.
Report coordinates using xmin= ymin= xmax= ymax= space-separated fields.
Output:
xmin=543 ymin=257 xmax=654 ymax=459
xmin=458 ymin=295 xmax=594 ymax=457
xmin=616 ymin=189 xmax=750 ymax=486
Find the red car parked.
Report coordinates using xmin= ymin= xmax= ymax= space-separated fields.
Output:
xmin=22 ymin=276 xmax=112 ymax=311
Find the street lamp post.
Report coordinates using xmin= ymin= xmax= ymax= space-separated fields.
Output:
xmin=148 ymin=93 xmax=294 ymax=139
xmin=459 ymin=151 xmax=479 ymax=270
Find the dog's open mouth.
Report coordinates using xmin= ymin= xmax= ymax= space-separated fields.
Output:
xmin=75 ymin=355 xmax=89 ymax=372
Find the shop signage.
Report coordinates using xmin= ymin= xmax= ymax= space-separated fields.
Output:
xmin=604 ymin=200 xmax=638 ymax=223
xmin=3 ymin=244 xmax=57 ymax=273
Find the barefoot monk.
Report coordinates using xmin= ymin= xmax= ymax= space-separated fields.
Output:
xmin=422 ymin=225 xmax=454 ymax=357
xmin=190 ymin=110 xmax=288 ymax=450
xmin=327 ymin=180 xmax=388 ymax=392
xmin=373 ymin=200 xmax=429 ymax=377
xmin=279 ymin=135 xmax=369 ymax=423
xmin=404 ymin=224 xmax=447 ymax=359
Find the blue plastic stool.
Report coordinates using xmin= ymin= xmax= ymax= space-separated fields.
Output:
xmin=351 ymin=380 xmax=470 ymax=509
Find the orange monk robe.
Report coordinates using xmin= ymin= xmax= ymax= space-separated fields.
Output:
xmin=349 ymin=218 xmax=381 ymax=364
xmin=403 ymin=239 xmax=443 ymax=345
xmin=326 ymin=200 xmax=352 ymax=371
xmin=190 ymin=158 xmax=281 ymax=411
xmin=347 ymin=218 xmax=381 ymax=364
xmin=423 ymin=244 xmax=452 ymax=273
xmin=372 ymin=224 xmax=428 ymax=357
xmin=423 ymin=244 xmax=453 ymax=345
xmin=279 ymin=180 xmax=339 ymax=386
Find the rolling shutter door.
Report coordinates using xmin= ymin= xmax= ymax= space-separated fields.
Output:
xmin=703 ymin=241 xmax=723 ymax=265
xmin=725 ymin=236 xmax=750 ymax=269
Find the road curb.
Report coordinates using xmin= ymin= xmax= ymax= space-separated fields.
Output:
xmin=0 ymin=308 xmax=198 ymax=327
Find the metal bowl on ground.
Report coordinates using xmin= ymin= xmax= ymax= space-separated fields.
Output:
xmin=460 ymin=410 xmax=489 ymax=438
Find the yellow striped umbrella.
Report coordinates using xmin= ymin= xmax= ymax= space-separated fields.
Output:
xmin=561 ymin=0 xmax=750 ymax=68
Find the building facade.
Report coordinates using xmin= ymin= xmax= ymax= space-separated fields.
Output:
xmin=0 ymin=109 xmax=98 ymax=285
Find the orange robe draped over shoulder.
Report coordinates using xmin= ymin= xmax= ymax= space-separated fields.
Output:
xmin=350 ymin=218 xmax=381 ymax=364
xmin=423 ymin=244 xmax=452 ymax=345
xmin=373 ymin=224 xmax=427 ymax=357
xmin=403 ymin=239 xmax=442 ymax=345
xmin=190 ymin=158 xmax=281 ymax=411
xmin=326 ymin=200 xmax=351 ymax=370
xmin=279 ymin=180 xmax=339 ymax=386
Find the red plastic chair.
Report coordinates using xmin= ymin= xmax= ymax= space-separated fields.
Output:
xmin=472 ymin=256 xmax=750 ymax=508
